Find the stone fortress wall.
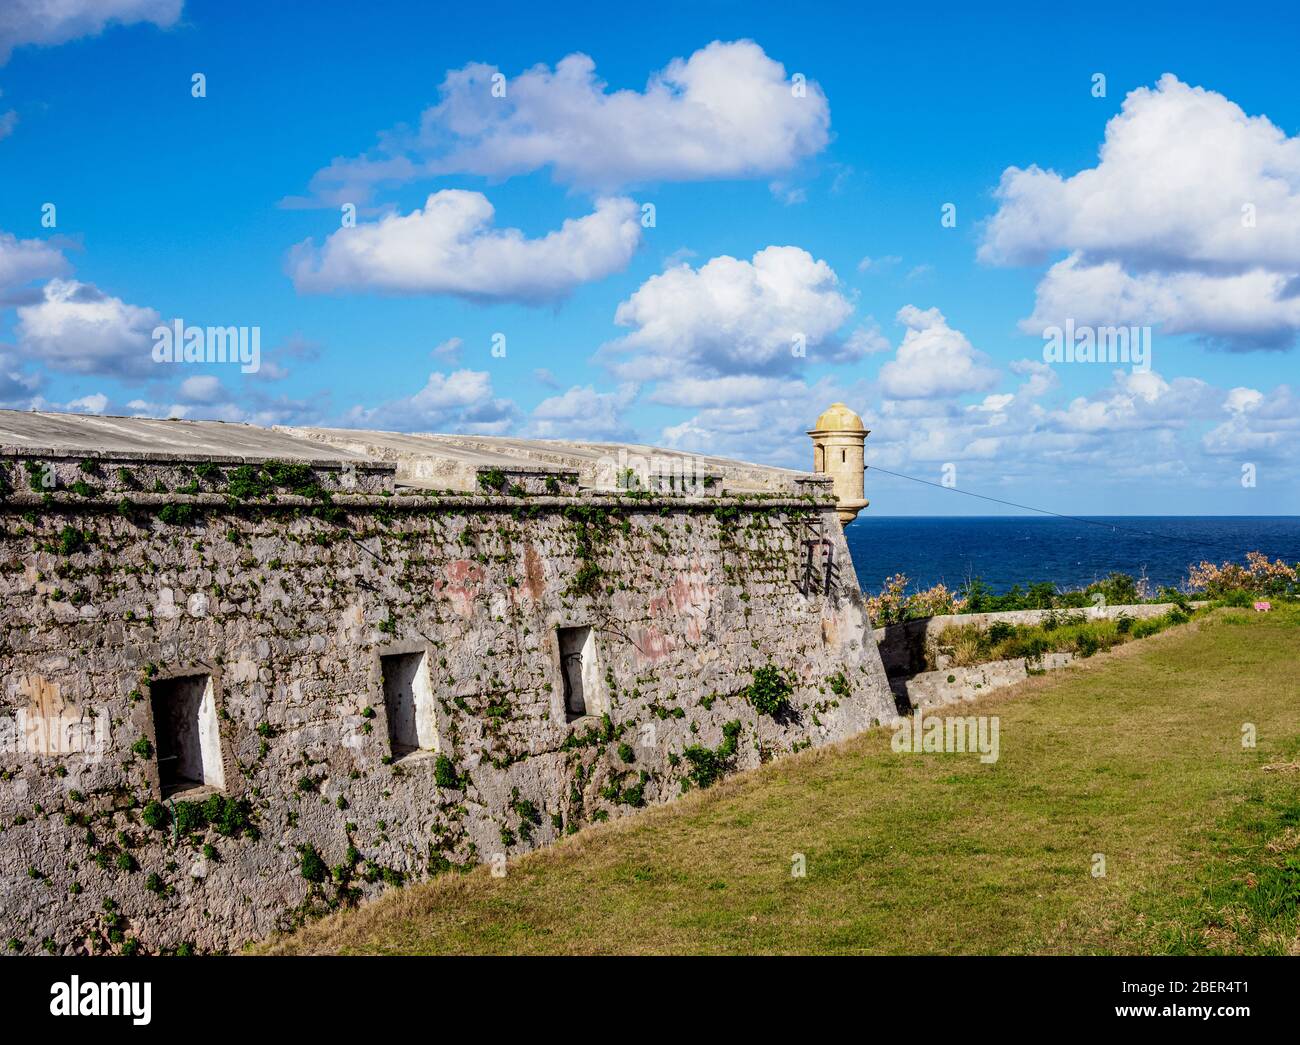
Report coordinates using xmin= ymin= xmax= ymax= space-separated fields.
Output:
xmin=0 ymin=408 xmax=894 ymax=954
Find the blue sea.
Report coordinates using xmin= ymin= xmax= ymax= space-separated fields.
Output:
xmin=844 ymin=516 xmax=1300 ymax=595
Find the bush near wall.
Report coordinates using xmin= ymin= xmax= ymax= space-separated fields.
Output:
xmin=866 ymin=551 xmax=1300 ymax=625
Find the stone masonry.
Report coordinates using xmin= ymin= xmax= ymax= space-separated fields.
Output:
xmin=0 ymin=410 xmax=895 ymax=954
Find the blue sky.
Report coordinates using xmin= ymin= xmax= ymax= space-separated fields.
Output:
xmin=1 ymin=0 xmax=1297 ymax=515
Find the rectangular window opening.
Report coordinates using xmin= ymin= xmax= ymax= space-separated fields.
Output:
xmin=558 ymin=626 xmax=598 ymax=721
xmin=151 ymin=673 xmax=225 ymax=798
xmin=381 ymin=650 xmax=438 ymax=758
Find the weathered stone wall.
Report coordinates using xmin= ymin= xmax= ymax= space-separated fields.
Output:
xmin=889 ymin=654 xmax=1076 ymax=709
xmin=0 ymin=456 xmax=893 ymax=954
xmin=872 ymin=602 xmax=1200 ymax=678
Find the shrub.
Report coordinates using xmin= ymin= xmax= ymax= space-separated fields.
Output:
xmin=1085 ymin=572 xmax=1141 ymax=607
xmin=746 ymin=665 xmax=792 ymax=717
xmin=157 ymin=504 xmax=196 ymax=526
xmin=434 ymin=755 xmax=466 ymax=790
xmin=682 ymin=721 xmax=743 ymax=789
xmin=58 ymin=526 xmax=87 ymax=556
xmin=1187 ymin=552 xmax=1299 ymax=599
xmin=865 ymin=573 xmax=960 ymax=624
xmin=988 ymin=621 xmax=1015 ymax=644
xmin=298 ymin=845 xmax=327 ymax=883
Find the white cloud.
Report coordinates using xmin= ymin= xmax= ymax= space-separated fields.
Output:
xmin=769 ymin=181 xmax=807 ymax=206
xmin=0 ymin=230 xmax=69 ymax=296
xmin=126 ymin=398 xmax=187 ymax=419
xmin=1224 ymin=386 xmax=1263 ymax=414
xmin=344 ymin=369 xmax=515 ymax=433
xmin=0 ymin=109 xmax=16 ymax=140
xmin=1008 ymin=358 xmax=1059 ymax=398
xmin=1022 ymin=254 xmax=1300 ymax=348
xmin=878 ymin=305 xmax=999 ymax=399
xmin=982 ymin=74 xmax=1300 ymax=349
xmin=0 ymin=0 xmax=181 ymax=64
xmin=857 ymin=255 xmax=900 ymax=273
xmin=63 ymin=391 xmax=108 ymax=414
xmin=295 ymin=40 xmax=828 ymax=203
xmin=604 ymin=245 xmax=854 ymax=381
xmin=431 ymin=336 xmax=463 ymax=364
xmin=1048 ymin=370 xmax=1219 ymax=434
xmin=15 ymin=278 xmax=160 ymax=376
xmin=179 ymin=374 xmax=225 ymax=403
xmin=656 ymin=375 xmax=858 ymax=467
xmin=974 ymin=393 xmax=1015 ymax=413
xmin=1202 ymin=385 xmax=1300 ymax=456
xmin=289 ymin=191 xmax=641 ymax=303
xmin=529 ymin=382 xmax=638 ymax=439
xmin=837 ymin=322 xmax=891 ymax=360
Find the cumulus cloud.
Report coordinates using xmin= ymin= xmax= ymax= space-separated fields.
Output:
xmin=603 ymin=246 xmax=854 ymax=382
xmin=178 ymin=374 xmax=225 ymax=403
xmin=61 ymin=391 xmax=108 ymax=413
xmin=656 ymin=375 xmax=859 ymax=467
xmin=836 ymin=322 xmax=892 ymax=361
xmin=293 ymin=40 xmax=828 ymax=204
xmin=1048 ymin=370 xmax=1219 ymax=434
xmin=1024 ymin=254 xmax=1300 ymax=350
xmin=289 ymin=190 xmax=641 ymax=303
xmin=14 ymin=278 xmax=160 ymax=376
xmin=877 ymin=305 xmax=999 ymax=399
xmin=0 ymin=230 xmax=69 ymax=299
xmin=0 ymin=0 xmax=181 ymax=64
xmin=982 ymin=74 xmax=1300 ymax=349
xmin=343 ymin=369 xmax=515 ymax=433
xmin=1008 ymin=358 xmax=1059 ymax=399
xmin=1202 ymin=384 xmax=1300 ymax=456
xmin=529 ymin=382 xmax=638 ymax=440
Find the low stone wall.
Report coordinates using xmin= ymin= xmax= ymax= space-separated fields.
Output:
xmin=890 ymin=653 xmax=1075 ymax=711
xmin=873 ymin=603 xmax=1199 ymax=677
xmin=0 ymin=456 xmax=895 ymax=954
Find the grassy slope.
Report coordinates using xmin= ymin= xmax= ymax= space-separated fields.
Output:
xmin=258 ymin=606 xmax=1300 ymax=955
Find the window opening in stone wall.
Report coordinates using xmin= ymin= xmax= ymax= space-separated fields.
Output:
xmin=381 ymin=651 xmax=438 ymax=757
xmin=150 ymin=673 xmax=225 ymax=797
xmin=558 ymin=626 xmax=597 ymax=721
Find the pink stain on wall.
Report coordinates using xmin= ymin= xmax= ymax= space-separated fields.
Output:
xmin=647 ymin=562 xmax=715 ymax=642
xmin=634 ymin=625 xmax=675 ymax=667
xmin=439 ymin=559 xmax=486 ymax=617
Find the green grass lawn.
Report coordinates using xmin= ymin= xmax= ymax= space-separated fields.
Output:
xmin=257 ymin=605 xmax=1300 ymax=955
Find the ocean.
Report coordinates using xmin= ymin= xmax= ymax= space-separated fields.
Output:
xmin=843 ymin=516 xmax=1300 ymax=595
